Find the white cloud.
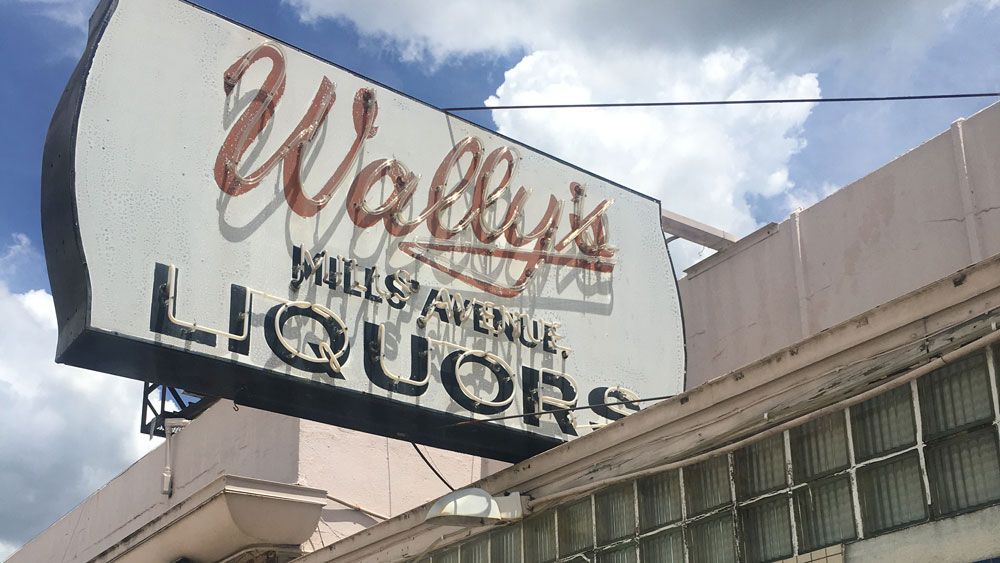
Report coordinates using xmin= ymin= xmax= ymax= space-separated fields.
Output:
xmin=0 ymin=236 xmax=158 ymax=553
xmin=282 ymin=1 xmax=965 ymax=76
xmin=285 ymin=0 xmax=546 ymax=63
xmin=0 ymin=233 xmax=32 ymax=272
xmin=0 ymin=540 xmax=16 ymax=561
xmin=14 ymin=0 xmax=97 ymax=59
xmin=487 ymin=48 xmax=818 ymax=269
xmin=785 ymin=181 xmax=841 ymax=214
xmin=0 ymin=233 xmax=48 ymax=296
xmin=945 ymin=0 xmax=1000 ymax=20
xmin=15 ymin=0 xmax=93 ymax=31
xmin=282 ymin=0 xmax=977 ymax=270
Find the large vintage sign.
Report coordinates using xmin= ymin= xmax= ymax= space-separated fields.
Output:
xmin=42 ymin=0 xmax=685 ymax=461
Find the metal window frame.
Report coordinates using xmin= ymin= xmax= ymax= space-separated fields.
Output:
xmin=421 ymin=347 xmax=1000 ymax=563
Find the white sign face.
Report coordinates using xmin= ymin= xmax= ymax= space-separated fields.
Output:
xmin=43 ymin=0 xmax=684 ymax=461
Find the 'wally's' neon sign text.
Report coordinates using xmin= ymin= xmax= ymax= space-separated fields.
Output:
xmin=214 ymin=43 xmax=617 ymax=298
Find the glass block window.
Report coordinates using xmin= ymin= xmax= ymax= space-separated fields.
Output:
xmin=523 ymin=512 xmax=556 ymax=563
xmin=638 ymin=470 xmax=681 ymax=531
xmin=919 ymin=353 xmax=993 ymax=438
xmin=558 ymin=498 xmax=594 ymax=557
xmin=791 ymin=412 xmax=849 ymax=481
xmin=735 ymin=433 xmax=787 ymax=500
xmin=490 ymin=525 xmax=521 ymax=563
xmin=685 ymin=455 xmax=732 ymax=514
xmin=434 ymin=547 xmax=459 ymax=563
xmin=423 ymin=349 xmax=1000 ymax=563
xmin=926 ymin=427 xmax=1000 ymax=516
xmin=639 ymin=529 xmax=684 ymax=563
xmin=597 ymin=544 xmax=638 ymax=563
xmin=459 ymin=534 xmax=488 ymax=563
xmin=739 ymin=496 xmax=793 ymax=563
xmin=858 ymin=452 xmax=927 ymax=534
xmin=687 ymin=512 xmax=737 ymax=563
xmin=794 ymin=475 xmax=856 ymax=552
xmin=595 ymin=483 xmax=635 ymax=545
xmin=851 ymin=385 xmax=916 ymax=461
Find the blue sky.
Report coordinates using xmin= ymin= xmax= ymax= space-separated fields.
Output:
xmin=0 ymin=0 xmax=520 ymax=294
xmin=3 ymin=0 xmax=1000 ymax=293
xmin=2 ymin=0 xmax=1000 ymax=556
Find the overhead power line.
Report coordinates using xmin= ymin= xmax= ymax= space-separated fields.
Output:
xmin=443 ymin=91 xmax=1000 ymax=112
xmin=412 ymin=442 xmax=456 ymax=491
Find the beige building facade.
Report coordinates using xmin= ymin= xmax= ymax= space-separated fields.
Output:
xmin=12 ymin=89 xmax=1000 ymax=563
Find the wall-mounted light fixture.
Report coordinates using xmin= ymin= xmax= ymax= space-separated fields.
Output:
xmin=424 ymin=488 xmax=524 ymax=526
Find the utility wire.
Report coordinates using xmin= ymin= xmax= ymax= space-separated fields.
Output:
xmin=438 ymin=311 xmax=970 ymax=431
xmin=443 ymin=91 xmax=1000 ymax=112
xmin=412 ymin=442 xmax=456 ymax=491
xmin=442 ymin=394 xmax=673 ymax=428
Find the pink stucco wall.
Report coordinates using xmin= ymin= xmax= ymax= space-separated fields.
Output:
xmin=297 ymin=421 xmax=508 ymax=550
xmin=16 ymin=86 xmax=1000 ymax=563
xmin=681 ymin=102 xmax=1000 ymax=388
xmin=7 ymin=400 xmax=507 ymax=560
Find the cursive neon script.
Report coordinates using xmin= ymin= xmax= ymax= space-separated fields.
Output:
xmin=215 ymin=43 xmax=617 ymax=298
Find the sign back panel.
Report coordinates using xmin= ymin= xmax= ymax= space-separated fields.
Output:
xmin=43 ymin=0 xmax=685 ymax=462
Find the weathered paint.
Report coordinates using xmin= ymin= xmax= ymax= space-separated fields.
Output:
xmin=294 ymin=253 xmax=1000 ymax=562
xmin=41 ymin=0 xmax=685 ymax=461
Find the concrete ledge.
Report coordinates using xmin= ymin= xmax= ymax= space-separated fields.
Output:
xmin=846 ymin=504 xmax=1000 ymax=562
